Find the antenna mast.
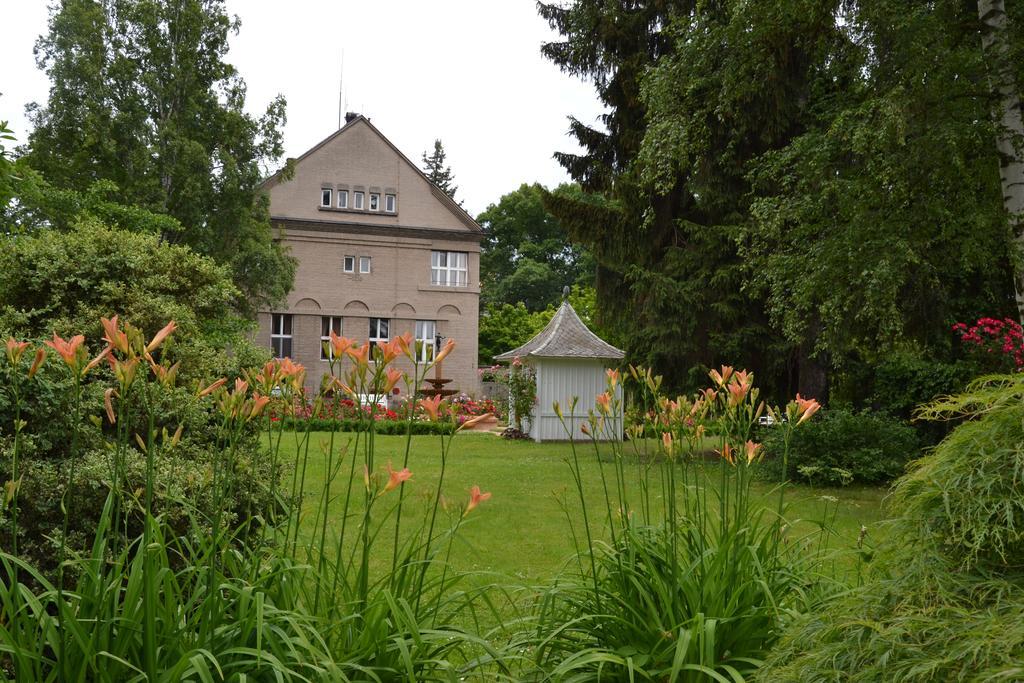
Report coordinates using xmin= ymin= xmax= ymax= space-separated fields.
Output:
xmin=337 ymin=50 xmax=345 ymax=129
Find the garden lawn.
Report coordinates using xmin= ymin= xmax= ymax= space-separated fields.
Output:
xmin=284 ymin=431 xmax=892 ymax=585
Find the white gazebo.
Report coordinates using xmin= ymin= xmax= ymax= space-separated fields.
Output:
xmin=495 ymin=297 xmax=624 ymax=442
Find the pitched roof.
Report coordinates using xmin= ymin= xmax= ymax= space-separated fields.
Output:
xmin=260 ymin=114 xmax=481 ymax=233
xmin=495 ymin=301 xmax=624 ymax=361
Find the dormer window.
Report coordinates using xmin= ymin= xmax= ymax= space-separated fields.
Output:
xmin=320 ymin=188 xmax=332 ymax=207
xmin=385 ymin=194 xmax=396 ymax=212
xmin=369 ymin=193 xmax=380 ymax=211
xmin=337 ymin=190 xmax=348 ymax=209
xmin=353 ymin=191 xmax=365 ymax=210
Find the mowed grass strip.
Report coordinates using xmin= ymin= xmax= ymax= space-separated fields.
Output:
xmin=282 ymin=431 xmax=892 ymax=584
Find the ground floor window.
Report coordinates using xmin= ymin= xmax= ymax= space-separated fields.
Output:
xmin=369 ymin=317 xmax=389 ymax=353
xmin=271 ymin=313 xmax=293 ymax=359
xmin=320 ymin=316 xmax=342 ymax=360
xmin=415 ymin=320 xmax=436 ymax=363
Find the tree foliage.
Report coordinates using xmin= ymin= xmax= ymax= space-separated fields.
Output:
xmin=24 ymin=0 xmax=294 ymax=314
xmin=541 ymin=0 xmax=1020 ymax=401
xmin=421 ymin=139 xmax=458 ymax=200
xmin=477 ymin=182 xmax=594 ymax=311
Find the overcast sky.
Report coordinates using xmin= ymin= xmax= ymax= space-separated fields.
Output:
xmin=1 ymin=0 xmax=605 ymax=216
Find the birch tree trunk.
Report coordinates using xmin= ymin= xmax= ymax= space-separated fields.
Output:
xmin=979 ymin=0 xmax=1024 ymax=323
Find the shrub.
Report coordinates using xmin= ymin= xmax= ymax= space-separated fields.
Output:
xmin=272 ymin=416 xmax=454 ymax=435
xmin=759 ymin=373 xmax=1024 ymax=681
xmin=759 ymin=408 xmax=918 ymax=486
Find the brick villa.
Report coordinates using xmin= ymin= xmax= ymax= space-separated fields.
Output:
xmin=257 ymin=113 xmax=482 ymax=397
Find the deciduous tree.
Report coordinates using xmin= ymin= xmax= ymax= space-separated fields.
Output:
xmin=24 ymin=0 xmax=294 ymax=315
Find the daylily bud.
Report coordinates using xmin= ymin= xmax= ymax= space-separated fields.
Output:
xmin=434 ymin=338 xmax=456 ymax=365
xmin=28 ymin=346 xmax=47 ymax=378
xmin=145 ymin=320 xmax=178 ymax=353
xmin=104 ymin=388 xmax=117 ymax=424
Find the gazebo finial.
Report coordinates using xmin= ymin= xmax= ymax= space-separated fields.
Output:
xmin=562 ymin=285 xmax=570 ymax=300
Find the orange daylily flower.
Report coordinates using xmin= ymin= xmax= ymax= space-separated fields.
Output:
xmin=606 ymin=368 xmax=620 ymax=387
xmin=145 ymin=321 xmax=178 ymax=353
xmin=104 ymin=388 xmax=117 ymax=424
xmin=395 ymin=332 xmax=414 ymax=359
xmin=5 ymin=339 xmax=30 ymax=365
xmin=45 ymin=333 xmax=86 ymax=369
xmin=382 ymin=461 xmax=412 ymax=494
xmin=377 ymin=338 xmax=404 ymax=364
xmin=744 ymin=440 xmax=762 ymax=465
xmin=595 ymin=392 xmax=612 ymax=415
xmin=661 ymin=431 xmax=674 ymax=457
xmin=433 ymin=338 xmax=456 ymax=364
xmin=580 ymin=422 xmax=591 ymax=436
xmin=709 ymin=365 xmax=734 ymax=387
xmin=794 ymin=394 xmax=821 ymax=425
xmin=346 ymin=343 xmax=371 ymax=367
xmin=464 ymin=485 xmax=492 ymax=516
xmin=101 ymin=316 xmax=129 ymax=355
xmin=197 ymin=378 xmax=227 ymax=398
xmin=418 ymin=395 xmax=444 ymax=421
xmin=717 ymin=442 xmax=735 ymax=465
xmin=328 ymin=331 xmax=355 ymax=359
xmin=28 ymin=346 xmax=47 ymax=378
xmin=726 ymin=381 xmax=750 ymax=407
xmin=249 ymin=393 xmax=271 ymax=419
xmin=383 ymin=368 xmax=403 ymax=393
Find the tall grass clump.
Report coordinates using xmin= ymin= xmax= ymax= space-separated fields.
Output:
xmin=0 ymin=318 xmax=501 ymax=680
xmin=509 ymin=365 xmax=824 ymax=681
xmin=759 ymin=373 xmax=1024 ymax=681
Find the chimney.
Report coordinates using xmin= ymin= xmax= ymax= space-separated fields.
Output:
xmin=344 ymin=112 xmax=360 ymax=124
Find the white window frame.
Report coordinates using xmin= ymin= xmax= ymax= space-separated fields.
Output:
xmin=369 ymin=193 xmax=380 ymax=211
xmin=320 ymin=188 xmax=332 ymax=207
xmin=353 ymin=191 xmax=365 ymax=210
xmin=337 ymin=190 xmax=348 ymax=209
xmin=320 ymin=316 xmax=342 ymax=360
xmin=415 ymin=320 xmax=436 ymax=363
xmin=430 ymin=251 xmax=468 ymax=287
xmin=368 ymin=317 xmax=389 ymax=353
xmin=385 ymin=194 xmax=396 ymax=212
xmin=359 ymin=256 xmax=371 ymax=274
xmin=271 ymin=313 xmax=293 ymax=359
xmin=343 ymin=255 xmax=355 ymax=273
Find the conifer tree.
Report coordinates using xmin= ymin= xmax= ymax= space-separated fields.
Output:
xmin=421 ymin=139 xmax=458 ymax=200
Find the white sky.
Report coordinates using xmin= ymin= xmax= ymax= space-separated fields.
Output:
xmin=0 ymin=0 xmax=605 ymax=216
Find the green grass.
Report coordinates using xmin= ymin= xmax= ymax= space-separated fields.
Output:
xmin=284 ymin=432 xmax=892 ymax=584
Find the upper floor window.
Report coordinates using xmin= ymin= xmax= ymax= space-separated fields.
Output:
xmin=271 ymin=313 xmax=293 ymax=359
xmin=431 ymin=251 xmax=468 ymax=287
xmin=320 ymin=316 xmax=342 ymax=360
xmin=337 ymin=190 xmax=348 ymax=209
xmin=369 ymin=193 xmax=380 ymax=211
xmin=359 ymin=256 xmax=372 ymax=273
xmin=353 ymin=191 xmax=365 ymax=210
xmin=320 ymin=189 xmax=332 ymax=207
xmin=385 ymin=194 xmax=396 ymax=213
xmin=343 ymin=255 xmax=355 ymax=273
xmin=415 ymin=320 xmax=436 ymax=363
xmin=368 ymin=317 xmax=389 ymax=352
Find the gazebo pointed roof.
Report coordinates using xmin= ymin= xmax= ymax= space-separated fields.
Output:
xmin=494 ymin=300 xmax=624 ymax=361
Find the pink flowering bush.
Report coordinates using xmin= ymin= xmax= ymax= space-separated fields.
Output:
xmin=952 ymin=317 xmax=1024 ymax=371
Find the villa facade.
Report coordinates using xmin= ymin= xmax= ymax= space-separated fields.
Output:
xmin=257 ymin=113 xmax=482 ymax=397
